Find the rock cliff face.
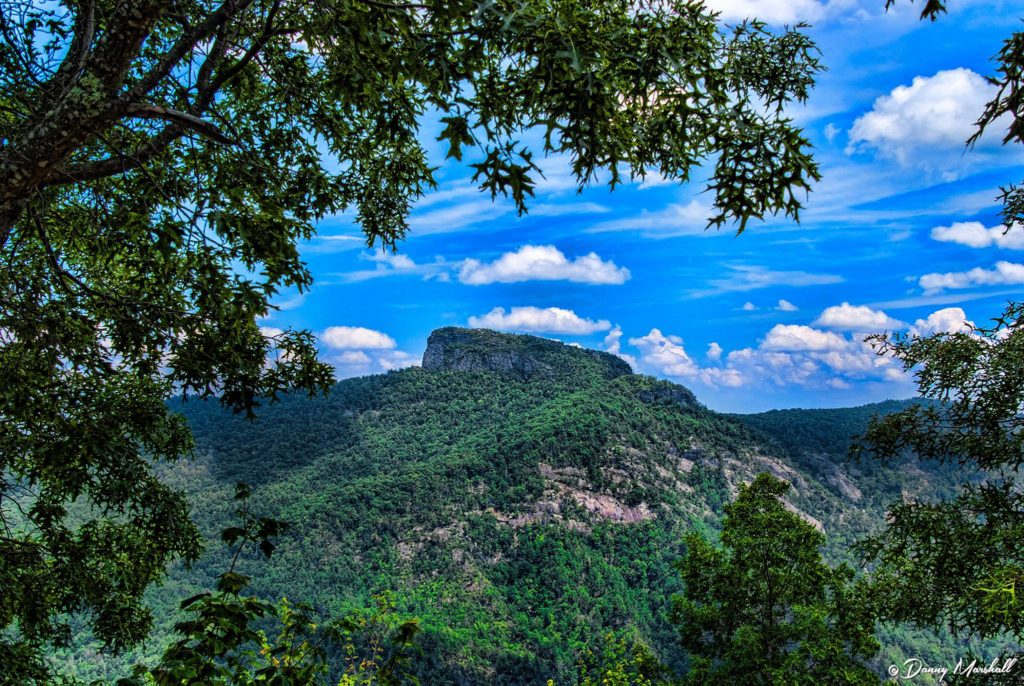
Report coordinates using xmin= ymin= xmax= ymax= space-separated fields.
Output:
xmin=635 ymin=382 xmax=699 ymax=409
xmin=421 ymin=327 xmax=633 ymax=380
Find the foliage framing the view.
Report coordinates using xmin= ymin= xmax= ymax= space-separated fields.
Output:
xmin=851 ymin=0 xmax=1024 ymax=646
xmin=854 ymin=303 xmax=1024 ymax=640
xmin=0 ymin=0 xmax=824 ymax=677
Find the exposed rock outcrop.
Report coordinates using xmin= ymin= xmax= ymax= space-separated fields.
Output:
xmin=422 ymin=327 xmax=633 ymax=380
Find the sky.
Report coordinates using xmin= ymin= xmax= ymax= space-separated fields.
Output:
xmin=261 ymin=0 xmax=1024 ymax=413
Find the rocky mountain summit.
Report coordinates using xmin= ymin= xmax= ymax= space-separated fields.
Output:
xmin=422 ymin=326 xmax=632 ymax=380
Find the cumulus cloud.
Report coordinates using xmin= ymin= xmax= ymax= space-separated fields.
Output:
xmin=458 ymin=245 xmax=630 ymax=285
xmin=847 ymin=69 xmax=999 ymax=169
xmin=603 ymin=326 xmax=638 ymax=369
xmin=319 ymin=326 xmax=418 ymax=378
xmin=776 ymin=299 xmax=799 ymax=312
xmin=761 ymin=324 xmax=849 ymax=352
xmin=814 ymin=302 xmax=905 ymax=331
xmin=624 ymin=318 xmax=914 ymax=390
xmin=919 ymin=261 xmax=1024 ymax=293
xmin=623 ymin=305 xmax=980 ymax=391
xmin=468 ymin=306 xmax=611 ymax=334
xmin=931 ymin=221 xmax=1024 ymax=250
xmin=730 ymin=325 xmax=898 ymax=387
xmin=909 ymin=307 xmax=974 ymax=336
xmin=742 ymin=302 xmax=757 ymax=311
xmin=629 ymin=329 xmax=700 ymax=378
xmin=321 ymin=326 xmax=397 ymax=350
xmin=629 ymin=330 xmax=746 ymax=388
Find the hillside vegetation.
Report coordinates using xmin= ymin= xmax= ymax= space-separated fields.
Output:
xmin=57 ymin=329 xmax=984 ymax=683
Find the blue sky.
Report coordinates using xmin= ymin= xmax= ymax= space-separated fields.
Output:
xmin=262 ymin=0 xmax=1024 ymax=413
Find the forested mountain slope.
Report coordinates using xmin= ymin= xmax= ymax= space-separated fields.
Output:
xmin=60 ymin=329 xmax=973 ymax=683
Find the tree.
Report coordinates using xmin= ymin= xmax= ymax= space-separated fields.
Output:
xmin=0 ymin=0 xmax=825 ymax=677
xmin=574 ymin=632 xmax=672 ymax=686
xmin=848 ymin=0 xmax=1024 ymax=644
xmin=673 ymin=473 xmax=879 ymax=685
xmin=119 ymin=484 xmax=421 ymax=686
xmin=853 ymin=303 xmax=1024 ymax=639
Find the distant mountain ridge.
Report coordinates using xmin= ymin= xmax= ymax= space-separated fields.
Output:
xmin=59 ymin=328 xmax=969 ymax=684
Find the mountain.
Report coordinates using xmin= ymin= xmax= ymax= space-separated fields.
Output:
xmin=60 ymin=328 xmax=975 ymax=683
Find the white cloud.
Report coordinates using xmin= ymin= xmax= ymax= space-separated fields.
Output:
xmin=703 ymin=0 xmax=829 ymax=24
xmin=330 ymin=349 xmax=419 ymax=379
xmin=260 ymin=326 xmax=285 ymax=340
xmin=319 ymin=326 xmax=418 ymax=377
xmin=726 ymin=325 xmax=897 ymax=387
xmin=459 ymin=245 xmax=630 ymax=285
xmin=776 ymin=299 xmax=799 ymax=312
xmin=762 ymin=324 xmax=850 ymax=352
xmin=339 ymin=249 xmax=449 ymax=282
xmin=694 ymin=265 xmax=843 ymax=296
xmin=629 ymin=329 xmax=701 ymax=378
xmin=377 ymin=350 xmax=420 ymax=371
xmin=824 ymin=123 xmax=840 ymax=143
xmin=909 ymin=307 xmax=974 ymax=336
xmin=527 ymin=202 xmax=610 ymax=217
xmin=623 ymin=305 xmax=975 ymax=391
xmin=847 ymin=69 xmax=1000 ymax=170
xmin=603 ymin=326 xmax=638 ymax=369
xmin=336 ymin=350 xmax=371 ymax=365
xmin=302 ymin=233 xmax=365 ymax=255
xmin=919 ymin=261 xmax=1024 ymax=293
xmin=629 ymin=330 xmax=747 ymax=388
xmin=931 ymin=221 xmax=1024 ymax=250
xmin=411 ymin=199 xmax=510 ymax=235
xmin=587 ymin=200 xmax=711 ymax=236
xmin=814 ymin=302 xmax=904 ymax=330
xmin=321 ymin=326 xmax=397 ymax=350
xmin=372 ymin=251 xmax=416 ymax=270
xmin=468 ymin=306 xmax=611 ymax=334
xmin=742 ymin=301 xmax=757 ymax=311
xmin=269 ymin=293 xmax=307 ymax=311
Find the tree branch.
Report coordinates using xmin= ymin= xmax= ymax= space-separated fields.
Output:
xmin=131 ymin=0 xmax=255 ymax=98
xmin=41 ymin=126 xmax=184 ymax=187
xmin=49 ymin=0 xmax=96 ymax=101
xmin=125 ymin=103 xmax=237 ymax=145
xmin=200 ymin=0 xmax=285 ymax=103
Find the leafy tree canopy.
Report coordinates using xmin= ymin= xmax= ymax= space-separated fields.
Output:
xmin=854 ymin=302 xmax=1024 ymax=640
xmin=850 ymin=0 xmax=1024 ymax=646
xmin=673 ymin=473 xmax=880 ymax=685
xmin=0 ymin=0 xmax=825 ymax=676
